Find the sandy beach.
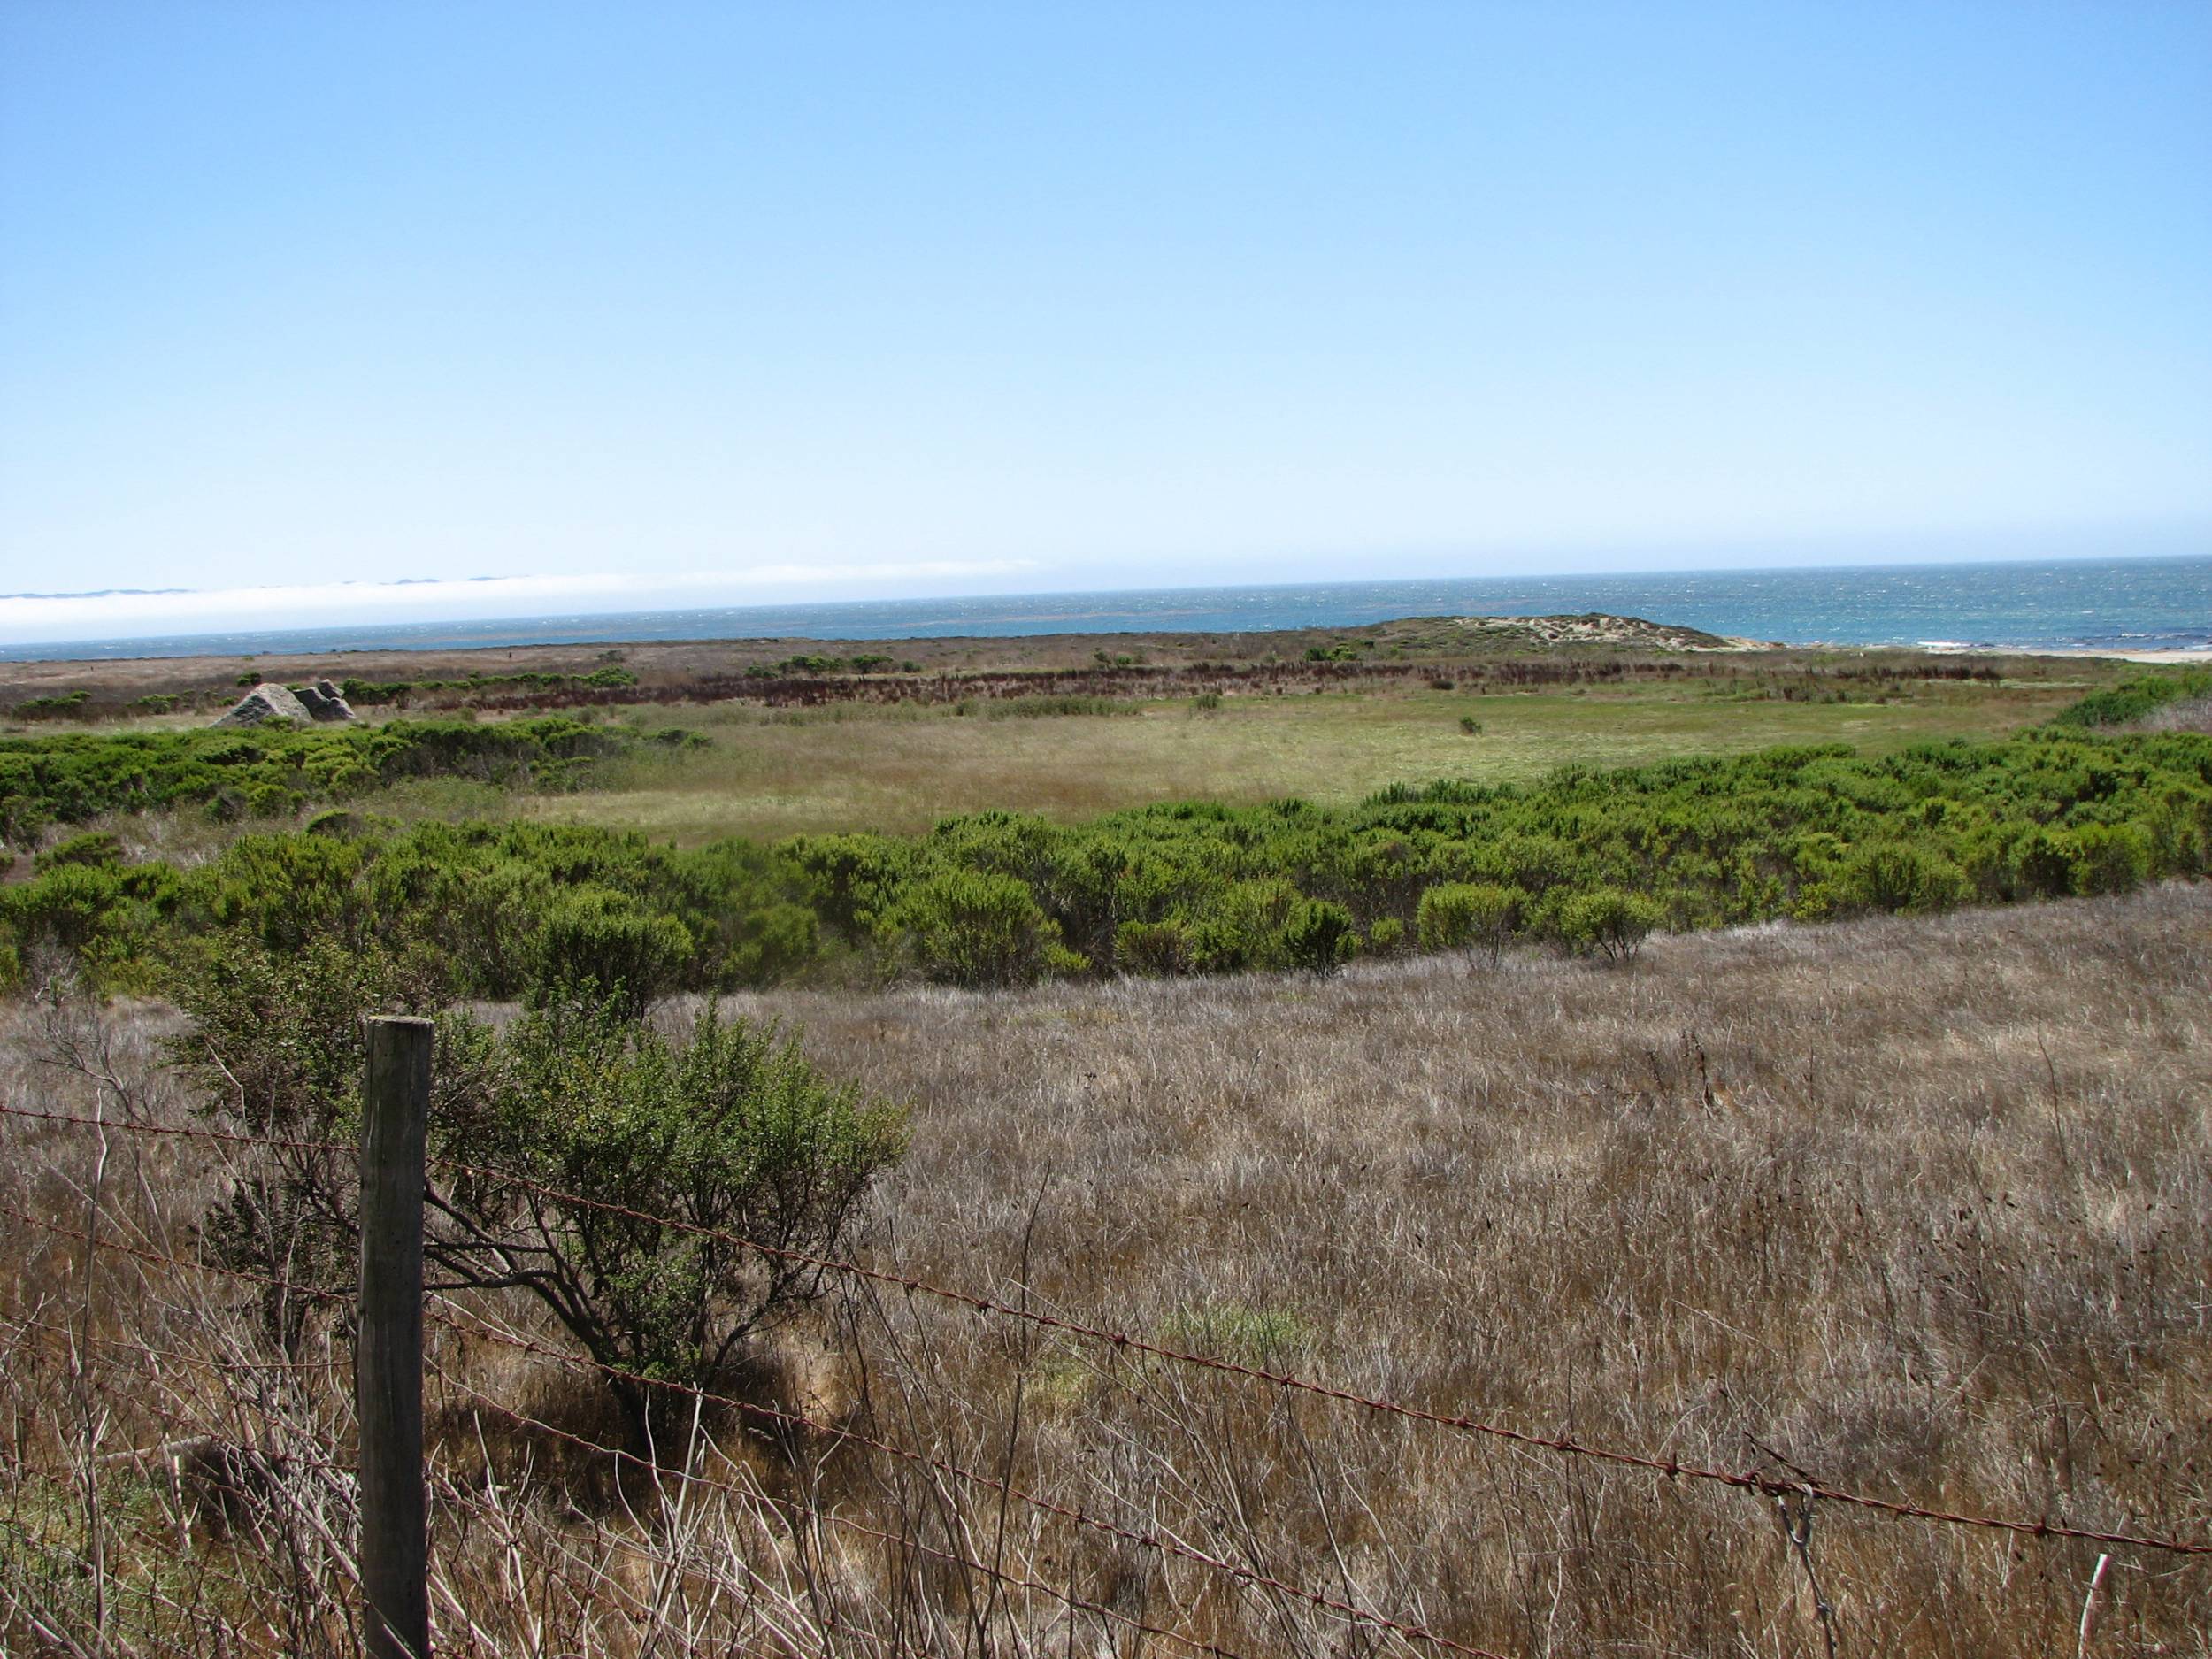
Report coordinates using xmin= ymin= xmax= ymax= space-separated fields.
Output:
xmin=2004 ymin=646 xmax=2212 ymax=665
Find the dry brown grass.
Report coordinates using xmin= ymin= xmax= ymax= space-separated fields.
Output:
xmin=732 ymin=883 xmax=2212 ymax=1654
xmin=4 ymin=886 xmax=2209 ymax=1655
xmin=2139 ymin=694 xmax=2212 ymax=735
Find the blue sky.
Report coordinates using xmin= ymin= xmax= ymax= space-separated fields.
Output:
xmin=3 ymin=2 xmax=2208 ymax=641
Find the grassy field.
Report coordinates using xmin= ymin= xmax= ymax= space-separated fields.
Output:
xmin=5 ymin=885 xmax=2206 ymax=1655
xmin=512 ymin=673 xmax=2094 ymax=843
xmin=0 ymin=611 xmax=1774 ymax=710
xmin=3 ymin=618 xmax=2145 ymax=856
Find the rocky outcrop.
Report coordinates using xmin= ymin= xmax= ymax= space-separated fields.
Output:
xmin=1450 ymin=613 xmax=1781 ymax=651
xmin=212 ymin=683 xmax=313 ymax=727
xmin=212 ymin=680 xmax=356 ymax=727
xmin=294 ymin=680 xmax=356 ymax=722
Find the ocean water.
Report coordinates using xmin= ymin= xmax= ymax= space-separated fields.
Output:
xmin=7 ymin=553 xmax=2208 ymax=662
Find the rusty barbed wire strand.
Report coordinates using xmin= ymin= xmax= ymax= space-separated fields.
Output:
xmin=424 ymin=1155 xmax=2212 ymax=1558
xmin=13 ymin=1103 xmax=2208 ymax=1557
xmin=0 ymin=1099 xmax=354 ymax=1159
xmin=6 ymin=1309 xmax=349 ymax=1375
xmin=10 ymin=1186 xmax=1248 ymax=1653
xmin=0 ymin=1198 xmax=349 ymax=1306
xmin=4 ymin=1314 xmax=360 ymax=1491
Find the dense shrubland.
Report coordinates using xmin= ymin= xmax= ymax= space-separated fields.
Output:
xmin=2049 ymin=664 xmax=2212 ymax=729
xmin=119 ymin=648 xmax=2010 ymax=720
xmin=796 ymin=727 xmax=2209 ymax=979
xmin=0 ymin=819 xmax=820 ymax=1003
xmin=0 ymin=715 xmax=631 ymax=844
xmin=0 ymin=668 xmax=643 ymax=724
xmin=336 ymin=663 xmax=639 ymax=705
xmin=5 ymin=713 xmax=2207 ymax=997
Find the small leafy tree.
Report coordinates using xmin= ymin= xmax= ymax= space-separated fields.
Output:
xmin=434 ymin=999 xmax=906 ymax=1443
xmin=180 ymin=936 xmax=409 ymax=1357
xmin=173 ymin=941 xmax=904 ymax=1446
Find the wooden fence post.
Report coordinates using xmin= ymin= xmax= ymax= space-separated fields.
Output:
xmin=359 ymin=1016 xmax=434 ymax=1659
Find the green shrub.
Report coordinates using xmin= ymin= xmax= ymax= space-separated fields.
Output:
xmin=1416 ymin=881 xmax=1523 ymax=964
xmin=2063 ymin=822 xmax=2154 ymax=895
xmin=781 ymin=833 xmax=909 ymax=938
xmin=173 ymin=944 xmax=904 ymax=1442
xmin=12 ymin=691 xmax=92 ymax=721
xmin=435 ymin=998 xmax=906 ymax=1443
xmin=878 ymin=869 xmax=1081 ymax=987
xmin=11 ymin=715 xmax=2209 ymax=999
xmin=1111 ymin=918 xmax=1193 ymax=974
xmin=1279 ymin=897 xmax=1356 ymax=974
xmin=193 ymin=833 xmax=375 ymax=955
xmin=1554 ymin=887 xmax=1663 ymax=963
xmin=35 ymin=831 xmax=125 ymax=872
xmin=1 ymin=858 xmax=180 ymax=987
xmin=1834 ymin=841 xmax=1971 ymax=915
xmin=2050 ymin=669 xmax=2212 ymax=730
xmin=4 ymin=863 xmax=130 ymax=955
xmin=0 ymin=717 xmax=632 ymax=842
xmin=524 ymin=887 xmax=695 ymax=1015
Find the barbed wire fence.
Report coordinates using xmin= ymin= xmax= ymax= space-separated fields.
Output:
xmin=3 ymin=1041 xmax=2205 ymax=1657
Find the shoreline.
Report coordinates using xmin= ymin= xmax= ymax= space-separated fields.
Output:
xmin=1977 ymin=645 xmax=2212 ymax=665
xmin=8 ymin=630 xmax=2211 ymax=674
xmin=2 ymin=617 xmax=2204 ymax=706
xmin=6 ymin=552 xmax=2208 ymax=667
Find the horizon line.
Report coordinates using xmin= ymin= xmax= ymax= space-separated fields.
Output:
xmin=4 ymin=546 xmax=2208 ymax=660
